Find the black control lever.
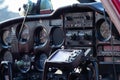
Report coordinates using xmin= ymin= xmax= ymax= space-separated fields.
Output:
xmin=1 ymin=61 xmax=13 ymax=80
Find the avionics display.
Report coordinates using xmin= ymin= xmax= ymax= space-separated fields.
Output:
xmin=64 ymin=12 xmax=94 ymax=47
xmin=43 ymin=48 xmax=92 ymax=80
xmin=64 ymin=12 xmax=93 ymax=28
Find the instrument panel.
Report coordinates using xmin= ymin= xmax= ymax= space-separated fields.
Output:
xmin=0 ymin=11 xmax=95 ymax=79
xmin=0 ymin=4 xmax=120 ymax=80
xmin=0 ymin=19 xmax=64 ymax=75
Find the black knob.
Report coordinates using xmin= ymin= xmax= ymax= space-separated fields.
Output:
xmin=66 ymin=16 xmax=73 ymax=21
xmin=71 ymin=34 xmax=77 ymax=40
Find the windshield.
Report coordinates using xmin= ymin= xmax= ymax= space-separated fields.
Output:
xmin=0 ymin=0 xmax=100 ymax=21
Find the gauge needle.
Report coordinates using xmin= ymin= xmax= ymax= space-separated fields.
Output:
xmin=18 ymin=4 xmax=29 ymax=41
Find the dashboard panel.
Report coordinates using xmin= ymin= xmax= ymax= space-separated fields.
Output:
xmin=0 ymin=2 xmax=120 ymax=80
xmin=0 ymin=4 xmax=97 ymax=80
xmin=0 ymin=17 xmax=64 ymax=80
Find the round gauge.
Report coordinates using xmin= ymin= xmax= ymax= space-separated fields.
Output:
xmin=39 ymin=28 xmax=47 ymax=44
xmin=50 ymin=27 xmax=64 ymax=48
xmin=16 ymin=24 xmax=30 ymax=43
xmin=17 ymin=54 xmax=31 ymax=73
xmin=34 ymin=27 xmax=48 ymax=46
xmin=35 ymin=53 xmax=47 ymax=71
xmin=3 ymin=51 xmax=13 ymax=63
xmin=96 ymin=19 xmax=111 ymax=41
xmin=2 ymin=30 xmax=12 ymax=46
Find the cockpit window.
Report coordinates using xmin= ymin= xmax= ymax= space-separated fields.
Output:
xmin=0 ymin=0 xmax=100 ymax=21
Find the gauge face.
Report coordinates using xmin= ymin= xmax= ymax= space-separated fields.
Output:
xmin=100 ymin=21 xmax=111 ymax=40
xmin=2 ymin=30 xmax=12 ymax=45
xmin=16 ymin=24 xmax=30 ymax=43
xmin=50 ymin=27 xmax=64 ymax=48
xmin=39 ymin=28 xmax=47 ymax=44
xmin=3 ymin=51 xmax=13 ymax=62
xmin=17 ymin=54 xmax=31 ymax=73
xmin=34 ymin=27 xmax=48 ymax=46
xmin=96 ymin=19 xmax=111 ymax=41
xmin=35 ymin=53 xmax=47 ymax=71
xmin=20 ymin=25 xmax=30 ymax=42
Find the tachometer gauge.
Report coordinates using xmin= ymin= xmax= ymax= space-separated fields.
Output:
xmin=16 ymin=54 xmax=31 ymax=73
xmin=2 ymin=30 xmax=12 ymax=46
xmin=96 ymin=19 xmax=111 ymax=41
xmin=16 ymin=24 xmax=30 ymax=43
xmin=34 ymin=27 xmax=48 ymax=46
